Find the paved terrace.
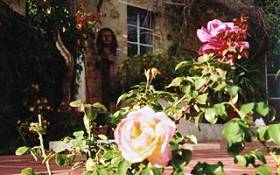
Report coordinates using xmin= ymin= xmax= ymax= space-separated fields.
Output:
xmin=0 ymin=141 xmax=277 ymax=175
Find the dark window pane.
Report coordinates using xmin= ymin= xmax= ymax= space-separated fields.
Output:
xmin=268 ymin=75 xmax=280 ymax=97
xmin=128 ymin=26 xmax=137 ymax=42
xmin=128 ymin=43 xmax=138 ymax=57
xmin=127 ymin=7 xmax=137 ymax=25
xmin=267 ymin=43 xmax=280 ymax=74
xmin=269 ymin=99 xmax=280 ymax=120
xmin=267 ymin=57 xmax=280 ymax=74
xmin=139 ymin=11 xmax=153 ymax=28
xmin=140 ymin=29 xmax=153 ymax=45
xmin=140 ymin=46 xmax=153 ymax=55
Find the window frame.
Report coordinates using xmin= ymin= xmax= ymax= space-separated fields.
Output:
xmin=127 ymin=6 xmax=154 ymax=56
xmin=265 ymin=54 xmax=280 ymax=100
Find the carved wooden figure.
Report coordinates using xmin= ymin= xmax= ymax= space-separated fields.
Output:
xmin=96 ymin=28 xmax=118 ymax=109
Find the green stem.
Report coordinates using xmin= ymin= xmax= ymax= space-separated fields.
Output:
xmin=173 ymin=94 xmax=188 ymax=107
xmin=144 ymin=79 xmax=151 ymax=97
xmin=38 ymin=114 xmax=52 ymax=175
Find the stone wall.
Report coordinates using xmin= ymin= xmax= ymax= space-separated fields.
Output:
xmin=82 ymin=0 xmax=174 ymax=108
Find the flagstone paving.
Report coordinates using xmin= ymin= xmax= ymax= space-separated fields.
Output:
xmin=0 ymin=141 xmax=277 ymax=175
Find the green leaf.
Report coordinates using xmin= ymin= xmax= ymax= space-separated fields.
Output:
xmin=205 ymin=108 xmax=217 ymax=124
xmin=196 ymin=93 xmax=208 ymax=105
xmin=240 ymin=103 xmax=255 ymax=119
xmin=111 ymin=156 xmax=122 ymax=167
xmin=117 ymin=93 xmax=131 ymax=105
xmin=267 ymin=124 xmax=280 ymax=145
xmin=197 ymin=54 xmax=212 ymax=62
xmin=69 ymin=100 xmax=84 ymax=107
xmin=73 ymin=131 xmax=84 ymax=139
xmin=167 ymin=77 xmax=186 ymax=88
xmin=55 ymin=153 xmax=68 ymax=167
xmin=214 ymin=82 xmax=226 ymax=92
xmin=29 ymin=124 xmax=46 ymax=134
xmin=71 ymin=131 xmax=86 ymax=150
xmin=227 ymin=86 xmax=239 ymax=97
xmin=255 ymin=102 xmax=269 ymax=117
xmin=102 ymin=151 xmax=114 ymax=160
xmin=191 ymin=162 xmax=224 ymax=175
xmin=181 ymin=85 xmax=191 ymax=94
xmin=92 ymin=102 xmax=107 ymax=113
xmin=234 ymin=155 xmax=247 ymax=167
xmin=21 ymin=167 xmax=35 ymax=175
xmin=186 ymin=135 xmax=198 ymax=144
xmin=16 ymin=146 xmax=30 ymax=156
xmin=151 ymin=168 xmax=164 ymax=175
xmin=140 ymin=168 xmax=152 ymax=175
xmin=214 ymin=103 xmax=226 ymax=117
xmin=84 ymin=105 xmax=97 ymax=121
xmin=257 ymin=126 xmax=268 ymax=142
xmin=194 ymin=78 xmax=206 ymax=90
xmin=117 ymin=160 xmax=131 ymax=175
xmin=97 ymin=168 xmax=108 ymax=175
xmin=222 ymin=120 xmax=242 ymax=144
xmin=256 ymin=165 xmax=271 ymax=175
xmin=175 ymin=61 xmax=193 ymax=71
xmin=171 ymin=149 xmax=192 ymax=171
xmin=252 ymin=151 xmax=266 ymax=164
xmin=227 ymin=142 xmax=244 ymax=156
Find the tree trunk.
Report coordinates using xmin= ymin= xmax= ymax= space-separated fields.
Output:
xmin=55 ymin=31 xmax=74 ymax=108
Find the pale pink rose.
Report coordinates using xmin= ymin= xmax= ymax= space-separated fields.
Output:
xmin=114 ymin=106 xmax=176 ymax=167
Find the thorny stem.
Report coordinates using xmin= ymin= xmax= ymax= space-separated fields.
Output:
xmin=38 ymin=114 xmax=52 ymax=175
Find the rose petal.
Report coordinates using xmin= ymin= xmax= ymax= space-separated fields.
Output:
xmin=197 ymin=27 xmax=212 ymax=42
xmin=147 ymin=144 xmax=172 ymax=167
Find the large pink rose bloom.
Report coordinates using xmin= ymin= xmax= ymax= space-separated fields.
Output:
xmin=197 ymin=19 xmax=236 ymax=43
xmin=197 ymin=17 xmax=249 ymax=63
xmin=114 ymin=106 xmax=176 ymax=167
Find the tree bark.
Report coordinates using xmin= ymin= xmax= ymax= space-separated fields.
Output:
xmin=55 ymin=31 xmax=74 ymax=108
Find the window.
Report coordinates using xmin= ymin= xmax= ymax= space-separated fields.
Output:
xmin=266 ymin=46 xmax=280 ymax=112
xmin=127 ymin=6 xmax=154 ymax=57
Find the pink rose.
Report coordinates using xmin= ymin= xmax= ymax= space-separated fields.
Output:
xmin=197 ymin=19 xmax=236 ymax=43
xmin=114 ymin=106 xmax=176 ymax=167
xmin=196 ymin=16 xmax=249 ymax=63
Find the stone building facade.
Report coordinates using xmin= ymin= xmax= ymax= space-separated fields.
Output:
xmin=80 ymin=0 xmax=174 ymax=108
xmin=5 ymin=0 xmax=278 ymax=114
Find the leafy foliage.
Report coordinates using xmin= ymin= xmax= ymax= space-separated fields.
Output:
xmin=113 ymin=53 xmax=191 ymax=101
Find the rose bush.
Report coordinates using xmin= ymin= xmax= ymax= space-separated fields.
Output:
xmin=114 ymin=106 xmax=176 ymax=167
xmin=16 ymin=14 xmax=280 ymax=175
